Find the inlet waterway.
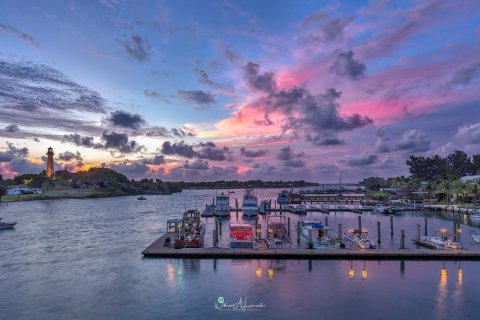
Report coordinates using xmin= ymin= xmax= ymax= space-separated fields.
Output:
xmin=1 ymin=188 xmax=480 ymax=319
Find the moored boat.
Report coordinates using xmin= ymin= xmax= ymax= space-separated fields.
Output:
xmin=300 ymin=219 xmax=340 ymax=249
xmin=229 ymin=223 xmax=258 ymax=249
xmin=470 ymin=211 xmax=480 ymax=219
xmin=175 ymin=209 xmax=205 ymax=248
xmin=471 ymin=231 xmax=480 ymax=244
xmin=201 ymin=203 xmax=214 ymax=217
xmin=417 ymin=230 xmax=462 ymax=249
xmin=214 ymin=192 xmax=230 ymax=218
xmin=259 ymin=200 xmax=271 ymax=215
xmin=137 ymin=196 xmax=147 ymax=200
xmin=242 ymin=186 xmax=258 ymax=217
xmin=344 ymin=229 xmax=376 ymax=249
xmin=266 ymin=216 xmax=291 ymax=248
xmin=277 ymin=189 xmax=290 ymax=205
xmin=0 ymin=218 xmax=17 ymax=230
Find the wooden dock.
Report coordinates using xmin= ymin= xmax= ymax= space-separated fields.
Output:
xmin=142 ymin=233 xmax=480 ymax=260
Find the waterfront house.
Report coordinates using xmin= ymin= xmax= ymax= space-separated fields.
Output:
xmin=6 ymin=186 xmax=43 ymax=195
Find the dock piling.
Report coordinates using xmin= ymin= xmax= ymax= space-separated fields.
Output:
xmin=338 ymin=224 xmax=343 ymax=240
xmin=400 ymin=229 xmax=405 ymax=249
xmin=325 ymin=216 xmax=328 ymax=226
xmin=377 ymin=221 xmax=381 ymax=244
xmin=219 ymin=219 xmax=222 ymax=236
xmin=358 ymin=216 xmax=362 ymax=231
xmin=235 ymin=198 xmax=238 ymax=220
xmin=213 ymin=230 xmax=217 ymax=248
xmin=424 ymin=216 xmax=428 ymax=236
xmin=453 ymin=221 xmax=457 ymax=241
xmin=288 ymin=217 xmax=291 ymax=238
xmin=417 ymin=224 xmax=420 ymax=240
xmin=390 ymin=215 xmax=394 ymax=237
xmin=297 ymin=221 xmax=301 ymax=244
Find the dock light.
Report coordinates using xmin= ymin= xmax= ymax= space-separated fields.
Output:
xmin=361 ymin=229 xmax=367 ymax=233
xmin=267 ymin=268 xmax=274 ymax=280
xmin=267 ymin=227 xmax=273 ymax=233
xmin=348 ymin=228 xmax=354 ymax=234
xmin=457 ymin=267 xmax=463 ymax=284
xmin=361 ymin=261 xmax=368 ymax=281
xmin=256 ymin=226 xmax=262 ymax=234
xmin=348 ymin=261 xmax=354 ymax=280
xmin=256 ymin=267 xmax=262 ymax=278
xmin=441 ymin=267 xmax=448 ymax=278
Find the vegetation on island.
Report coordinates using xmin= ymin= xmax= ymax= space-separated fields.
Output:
xmin=178 ymin=180 xmax=319 ymax=189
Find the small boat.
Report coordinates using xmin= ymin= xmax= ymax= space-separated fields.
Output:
xmin=300 ymin=219 xmax=340 ymax=249
xmin=277 ymin=189 xmax=290 ymax=205
xmin=137 ymin=196 xmax=147 ymax=200
xmin=228 ymin=190 xmax=235 ymax=194
xmin=259 ymin=200 xmax=271 ymax=215
xmin=242 ymin=186 xmax=258 ymax=217
xmin=417 ymin=230 xmax=462 ymax=250
xmin=201 ymin=203 xmax=214 ymax=217
xmin=0 ymin=218 xmax=17 ymax=230
xmin=471 ymin=232 xmax=480 ymax=244
xmin=289 ymin=204 xmax=307 ymax=215
xmin=175 ymin=209 xmax=205 ymax=248
xmin=470 ymin=211 xmax=480 ymax=219
xmin=266 ymin=216 xmax=291 ymax=248
xmin=373 ymin=205 xmax=389 ymax=214
xmin=214 ymin=192 xmax=230 ymax=218
xmin=229 ymin=223 xmax=258 ymax=249
xmin=344 ymin=229 xmax=376 ymax=249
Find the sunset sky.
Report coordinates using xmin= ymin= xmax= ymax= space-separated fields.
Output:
xmin=1 ymin=0 xmax=479 ymax=182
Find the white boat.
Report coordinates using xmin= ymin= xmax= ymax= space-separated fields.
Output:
xmin=266 ymin=216 xmax=291 ymax=248
xmin=229 ymin=223 xmax=258 ymax=249
xmin=242 ymin=187 xmax=258 ymax=217
xmin=214 ymin=192 xmax=230 ymax=218
xmin=418 ymin=231 xmax=462 ymax=249
xmin=294 ymin=204 xmax=308 ymax=215
xmin=0 ymin=218 xmax=17 ymax=230
xmin=201 ymin=203 xmax=214 ymax=217
xmin=373 ymin=205 xmax=389 ymax=214
xmin=259 ymin=200 xmax=271 ymax=215
xmin=470 ymin=211 xmax=480 ymax=219
xmin=344 ymin=230 xmax=376 ymax=249
xmin=471 ymin=232 xmax=480 ymax=244
xmin=300 ymin=219 xmax=340 ymax=249
xmin=277 ymin=189 xmax=290 ymax=205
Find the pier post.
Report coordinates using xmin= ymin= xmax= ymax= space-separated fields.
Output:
xmin=338 ymin=224 xmax=343 ymax=240
xmin=453 ymin=221 xmax=457 ymax=241
xmin=377 ymin=221 xmax=381 ymax=244
xmin=424 ymin=216 xmax=428 ymax=236
xmin=215 ymin=220 xmax=220 ymax=239
xmin=325 ymin=216 xmax=328 ymax=226
xmin=219 ymin=219 xmax=222 ymax=236
xmin=213 ymin=230 xmax=217 ymax=248
xmin=297 ymin=221 xmax=301 ymax=244
xmin=358 ymin=216 xmax=362 ymax=231
xmin=390 ymin=215 xmax=394 ymax=237
xmin=400 ymin=229 xmax=405 ymax=249
xmin=235 ymin=198 xmax=238 ymax=220
xmin=288 ymin=217 xmax=291 ymax=238
xmin=417 ymin=224 xmax=420 ymax=240
xmin=308 ymin=229 xmax=313 ymax=249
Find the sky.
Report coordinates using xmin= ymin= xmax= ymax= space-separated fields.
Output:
xmin=0 ymin=0 xmax=480 ymax=183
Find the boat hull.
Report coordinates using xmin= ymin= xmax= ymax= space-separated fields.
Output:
xmin=230 ymin=240 xmax=256 ymax=249
xmin=0 ymin=223 xmax=16 ymax=230
xmin=242 ymin=208 xmax=258 ymax=216
xmin=213 ymin=209 xmax=230 ymax=217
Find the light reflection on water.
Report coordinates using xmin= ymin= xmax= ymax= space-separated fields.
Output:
xmin=0 ymin=189 xmax=480 ymax=319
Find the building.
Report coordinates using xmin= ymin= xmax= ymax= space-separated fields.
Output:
xmin=6 ymin=186 xmax=43 ymax=195
xmin=460 ymin=175 xmax=480 ymax=182
xmin=47 ymin=147 xmax=54 ymax=178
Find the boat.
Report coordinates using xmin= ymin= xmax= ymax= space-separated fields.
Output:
xmin=417 ymin=230 xmax=462 ymax=249
xmin=201 ymin=203 xmax=214 ymax=217
xmin=471 ymin=231 xmax=480 ymax=244
xmin=229 ymin=223 xmax=258 ymax=249
xmin=265 ymin=216 xmax=291 ymax=248
xmin=258 ymin=200 xmax=271 ymax=215
xmin=175 ymin=209 xmax=205 ymax=248
xmin=344 ymin=229 xmax=376 ymax=249
xmin=137 ymin=196 xmax=147 ymax=200
xmin=214 ymin=192 xmax=230 ymax=218
xmin=0 ymin=218 xmax=17 ymax=230
xmin=287 ymin=204 xmax=307 ymax=214
xmin=470 ymin=211 xmax=480 ymax=219
xmin=242 ymin=186 xmax=258 ymax=217
xmin=373 ymin=205 xmax=390 ymax=214
xmin=300 ymin=218 xmax=340 ymax=249
xmin=277 ymin=189 xmax=290 ymax=205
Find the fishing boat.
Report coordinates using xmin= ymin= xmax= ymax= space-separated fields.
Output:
xmin=471 ymin=231 xmax=480 ymax=244
xmin=266 ymin=216 xmax=291 ymax=248
xmin=229 ymin=223 xmax=258 ymax=249
xmin=201 ymin=203 xmax=214 ymax=217
xmin=0 ymin=218 xmax=17 ymax=230
xmin=258 ymin=200 xmax=271 ymax=215
xmin=137 ymin=196 xmax=147 ymax=200
xmin=242 ymin=186 xmax=258 ymax=217
xmin=277 ymin=189 xmax=290 ymax=205
xmin=300 ymin=219 xmax=340 ymax=249
xmin=344 ymin=229 xmax=376 ymax=249
xmin=175 ymin=209 xmax=205 ymax=248
xmin=214 ymin=192 xmax=230 ymax=218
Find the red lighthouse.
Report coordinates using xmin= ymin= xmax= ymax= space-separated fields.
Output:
xmin=47 ymin=147 xmax=54 ymax=178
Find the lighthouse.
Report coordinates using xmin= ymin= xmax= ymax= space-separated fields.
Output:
xmin=47 ymin=147 xmax=54 ymax=178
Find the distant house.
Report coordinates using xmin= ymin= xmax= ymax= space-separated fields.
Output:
xmin=380 ymin=187 xmax=399 ymax=193
xmin=6 ymin=186 xmax=43 ymax=195
xmin=460 ymin=175 xmax=480 ymax=182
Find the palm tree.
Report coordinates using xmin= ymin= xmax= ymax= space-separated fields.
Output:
xmin=466 ymin=181 xmax=479 ymax=210
xmin=436 ymin=180 xmax=453 ymax=208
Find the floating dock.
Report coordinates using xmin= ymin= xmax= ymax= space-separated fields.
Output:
xmin=142 ymin=233 xmax=480 ymax=260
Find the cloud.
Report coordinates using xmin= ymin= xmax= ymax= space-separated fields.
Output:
xmin=0 ymin=142 xmax=29 ymax=162
xmin=63 ymin=134 xmax=102 ymax=148
xmin=300 ymin=12 xmax=352 ymax=43
xmin=276 ymin=146 xmax=305 ymax=167
xmin=330 ymin=51 xmax=366 ymax=80
xmin=240 ymin=147 xmax=267 ymax=158
xmin=0 ymin=23 xmax=40 ymax=47
xmin=171 ymin=127 xmax=197 ymax=138
xmin=451 ymin=61 xmax=480 ymax=86
xmin=177 ymin=90 xmax=215 ymax=110
xmin=455 ymin=122 xmax=480 ymax=144
xmin=0 ymin=59 xmax=105 ymax=114
xmin=141 ymin=154 xmax=165 ymax=165
xmin=122 ymin=34 xmax=152 ymax=61
xmin=58 ymin=151 xmax=82 ymax=162
xmin=142 ymin=126 xmax=171 ymax=137
xmin=194 ymin=69 xmax=233 ymax=92
xmin=105 ymin=110 xmax=146 ymax=130
xmin=4 ymin=124 xmax=19 ymax=133
xmin=243 ymin=62 xmax=276 ymax=92
xmin=395 ymin=129 xmax=432 ymax=152
xmin=224 ymin=49 xmax=240 ymax=64
xmin=161 ymin=141 xmax=196 ymax=158
xmin=183 ymin=159 xmax=209 ymax=170
xmin=305 ymin=133 xmax=345 ymax=146
xmin=375 ymin=136 xmax=391 ymax=153
xmin=342 ymin=154 xmax=378 ymax=166
xmin=101 ymin=131 xmax=143 ymax=153
xmin=144 ymin=90 xmax=170 ymax=103
xmin=161 ymin=140 xmax=231 ymax=161
xmin=110 ymin=162 xmax=150 ymax=177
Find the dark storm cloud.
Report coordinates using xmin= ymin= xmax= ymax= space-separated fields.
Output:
xmin=196 ymin=142 xmax=231 ymax=161
xmin=455 ymin=122 xmax=480 ymax=144
xmin=122 ymin=34 xmax=152 ymax=61
xmin=0 ymin=59 xmax=105 ymax=114
xmin=451 ymin=61 xmax=480 ymax=86
xmin=177 ymin=90 xmax=215 ymax=110
xmin=330 ymin=51 xmax=366 ymax=80
xmin=101 ymin=131 xmax=142 ymax=153
xmin=394 ymin=129 xmax=432 ymax=152
xmin=183 ymin=159 xmax=209 ymax=170
xmin=0 ymin=142 xmax=28 ymax=162
xmin=0 ymin=23 xmax=40 ymax=47
xmin=105 ymin=110 xmax=146 ymax=130
xmin=141 ymin=154 xmax=165 ymax=165
xmin=300 ymin=12 xmax=352 ymax=43
xmin=4 ymin=124 xmax=19 ymax=133
xmin=161 ymin=141 xmax=196 ymax=158
xmin=243 ymin=62 xmax=276 ymax=92
xmin=342 ymin=154 xmax=378 ymax=166
xmin=240 ymin=147 xmax=267 ymax=158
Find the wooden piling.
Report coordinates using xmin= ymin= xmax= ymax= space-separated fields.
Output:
xmin=358 ymin=215 xmax=362 ymax=231
xmin=424 ymin=216 xmax=428 ymax=236
xmin=297 ymin=221 xmax=301 ymax=244
xmin=219 ymin=219 xmax=222 ymax=236
xmin=390 ymin=215 xmax=394 ymax=237
xmin=400 ymin=229 xmax=405 ymax=249
xmin=213 ymin=230 xmax=217 ymax=248
xmin=325 ymin=216 xmax=328 ymax=226
xmin=377 ymin=221 xmax=381 ymax=244
xmin=338 ymin=224 xmax=343 ymax=240
xmin=417 ymin=224 xmax=421 ymax=240
xmin=235 ymin=198 xmax=238 ymax=220
xmin=287 ymin=217 xmax=291 ymax=237
xmin=453 ymin=221 xmax=457 ymax=241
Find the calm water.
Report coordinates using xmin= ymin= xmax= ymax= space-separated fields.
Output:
xmin=1 ymin=189 xmax=480 ymax=319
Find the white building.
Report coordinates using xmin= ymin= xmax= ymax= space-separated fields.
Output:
xmin=6 ymin=186 xmax=43 ymax=195
xmin=460 ymin=175 xmax=480 ymax=182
